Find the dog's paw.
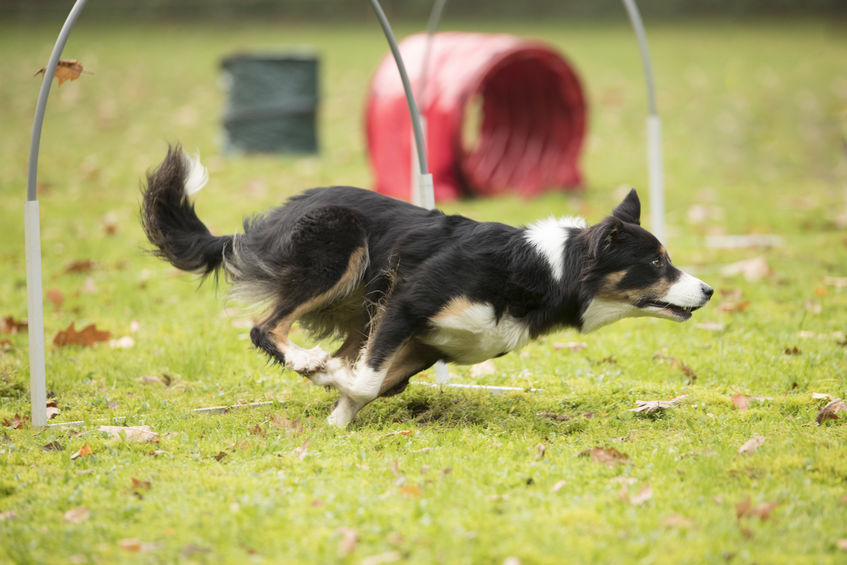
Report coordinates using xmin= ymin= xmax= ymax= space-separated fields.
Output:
xmin=285 ymin=346 xmax=330 ymax=375
xmin=327 ymin=396 xmax=358 ymax=429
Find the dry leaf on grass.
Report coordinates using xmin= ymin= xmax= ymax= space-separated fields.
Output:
xmin=54 ymin=322 xmax=111 ymax=347
xmin=621 ymin=483 xmax=653 ymax=506
xmin=63 ymin=506 xmax=90 ymax=524
xmin=737 ymin=435 xmax=765 ymax=455
xmin=109 ymin=336 xmax=135 ymax=349
xmin=720 ymin=256 xmax=771 ymax=282
xmin=0 ymin=316 xmax=27 ymax=335
xmin=664 ymin=514 xmax=694 ymax=529
xmin=817 ymin=398 xmax=847 ymax=424
xmin=98 ymin=425 xmax=158 ymax=443
xmin=0 ymin=510 xmax=19 ymax=521
xmin=736 ymin=496 xmax=779 ymax=520
xmin=34 ymin=59 xmax=85 ymax=85
xmin=2 ymin=414 xmax=27 ymax=429
xmin=70 ymin=444 xmax=93 ymax=460
xmin=732 ymin=394 xmax=750 ymax=411
xmin=45 ymin=400 xmax=60 ymax=420
xmin=399 ymin=484 xmax=422 ymax=498
xmin=337 ymin=527 xmax=358 ymax=558
xmin=289 ymin=438 xmax=311 ymax=460
xmin=270 ymin=414 xmax=303 ymax=436
xmin=579 ymin=446 xmax=630 ymax=467
xmin=629 ymin=395 xmax=687 ymax=415
xmin=118 ymin=538 xmax=160 ymax=553
xmin=63 ymin=259 xmax=96 ymax=274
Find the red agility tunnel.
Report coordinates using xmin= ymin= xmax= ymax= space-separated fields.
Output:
xmin=366 ymin=32 xmax=587 ymax=202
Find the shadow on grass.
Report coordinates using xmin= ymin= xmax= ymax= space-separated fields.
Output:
xmin=352 ymin=385 xmax=589 ymax=435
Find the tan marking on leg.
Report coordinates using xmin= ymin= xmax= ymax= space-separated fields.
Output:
xmin=265 ymin=246 xmax=368 ymax=374
xmin=431 ymin=296 xmax=474 ymax=323
xmin=378 ymin=341 xmax=439 ymax=396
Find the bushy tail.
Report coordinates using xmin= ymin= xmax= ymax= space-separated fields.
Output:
xmin=141 ymin=145 xmax=232 ymax=277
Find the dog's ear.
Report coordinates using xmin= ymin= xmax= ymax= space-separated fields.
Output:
xmin=587 ymin=216 xmax=623 ymax=258
xmin=612 ymin=189 xmax=641 ymax=225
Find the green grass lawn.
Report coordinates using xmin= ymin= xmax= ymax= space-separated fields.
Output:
xmin=2 ymin=15 xmax=847 ymax=564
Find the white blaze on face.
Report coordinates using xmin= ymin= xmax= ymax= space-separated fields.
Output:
xmin=660 ymin=270 xmax=710 ymax=308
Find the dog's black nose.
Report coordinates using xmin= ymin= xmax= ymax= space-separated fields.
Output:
xmin=702 ymin=284 xmax=714 ymax=299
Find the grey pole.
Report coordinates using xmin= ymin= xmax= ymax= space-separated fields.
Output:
xmin=622 ymin=0 xmax=665 ymax=243
xmin=26 ymin=0 xmax=89 ymax=428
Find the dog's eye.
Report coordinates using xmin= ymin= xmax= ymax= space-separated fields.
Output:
xmin=651 ymin=257 xmax=663 ymax=268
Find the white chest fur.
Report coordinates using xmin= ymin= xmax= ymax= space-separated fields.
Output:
xmin=424 ymin=299 xmax=532 ymax=365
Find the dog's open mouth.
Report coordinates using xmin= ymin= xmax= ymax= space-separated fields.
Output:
xmin=644 ymin=300 xmax=703 ymax=320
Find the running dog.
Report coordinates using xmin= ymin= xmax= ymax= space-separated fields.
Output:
xmin=141 ymin=146 xmax=713 ymax=427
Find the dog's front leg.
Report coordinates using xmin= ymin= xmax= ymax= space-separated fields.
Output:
xmin=318 ymin=358 xmax=386 ymax=428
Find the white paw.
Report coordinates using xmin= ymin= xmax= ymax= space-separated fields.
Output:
xmin=285 ymin=346 xmax=329 ymax=374
xmin=327 ymin=396 xmax=359 ymax=428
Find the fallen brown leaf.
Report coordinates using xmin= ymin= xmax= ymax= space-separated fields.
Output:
xmin=213 ymin=451 xmax=228 ymax=462
xmin=34 ymin=59 xmax=85 ymax=85
xmin=126 ymin=477 xmax=152 ymax=498
xmin=71 ymin=444 xmax=93 ymax=460
xmin=63 ymin=259 xmax=96 ymax=274
xmin=289 ymin=438 xmax=310 ymax=460
xmin=720 ymin=300 xmax=751 ymax=313
xmin=721 ymin=256 xmax=771 ymax=282
xmin=98 ymin=425 xmax=158 ymax=443
xmin=626 ymin=484 xmax=653 ymax=506
xmin=3 ymin=413 xmax=27 ymax=429
xmin=664 ymin=514 xmax=694 ymax=529
xmin=63 ymin=506 xmax=90 ymax=524
xmin=46 ymin=289 xmax=64 ymax=309
xmin=629 ymin=395 xmax=687 ymax=415
xmin=399 ymin=484 xmax=422 ymax=498
xmin=270 ymin=414 xmax=303 ymax=436
xmin=579 ymin=446 xmax=630 ymax=467
xmin=537 ymin=411 xmax=572 ymax=422
xmin=737 ymin=435 xmax=765 ymax=455
xmin=0 ymin=316 xmax=27 ymax=335
xmin=54 ymin=322 xmax=111 ymax=347
xmin=784 ymin=346 xmax=801 ymax=355
xmin=42 ymin=440 xmax=63 ymax=451
xmin=731 ymin=394 xmax=750 ymax=411
xmin=817 ymin=398 xmax=847 ymax=425
xmin=337 ymin=527 xmax=358 ymax=558
xmin=736 ymin=496 xmax=779 ymax=520
xmin=0 ymin=510 xmax=19 ymax=521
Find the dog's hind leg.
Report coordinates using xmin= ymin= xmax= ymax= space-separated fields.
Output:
xmin=243 ymin=206 xmax=369 ymax=375
xmin=317 ymin=298 xmax=440 ymax=427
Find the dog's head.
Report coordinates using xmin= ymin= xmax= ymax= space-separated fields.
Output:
xmin=579 ymin=189 xmax=713 ymax=332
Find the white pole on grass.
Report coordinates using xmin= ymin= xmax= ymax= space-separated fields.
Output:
xmin=369 ymin=0 xmax=452 ymax=384
xmin=622 ymin=0 xmax=665 ymax=243
xmin=26 ymin=0 xmax=89 ymax=428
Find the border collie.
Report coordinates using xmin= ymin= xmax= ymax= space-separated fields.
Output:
xmin=141 ymin=146 xmax=712 ymax=427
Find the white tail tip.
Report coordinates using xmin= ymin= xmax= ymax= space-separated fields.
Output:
xmin=183 ymin=150 xmax=209 ymax=196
